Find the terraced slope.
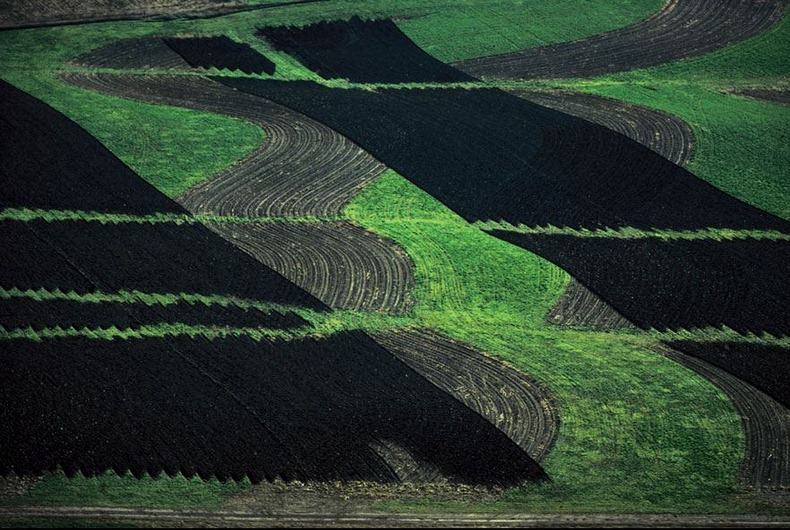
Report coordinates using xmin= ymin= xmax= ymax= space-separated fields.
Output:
xmin=455 ymin=0 xmax=785 ymax=79
xmin=0 ymin=79 xmax=546 ymax=486
xmin=64 ymin=74 xmax=385 ymax=218
xmin=226 ymin=79 xmax=786 ymax=232
xmin=63 ymin=73 xmax=412 ymax=313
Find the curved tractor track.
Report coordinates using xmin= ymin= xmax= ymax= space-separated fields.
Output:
xmin=454 ymin=0 xmax=785 ymax=79
xmin=212 ymin=221 xmax=413 ymax=313
xmin=64 ymin=73 xmax=385 ymax=218
xmin=515 ymin=90 xmax=693 ymax=330
xmin=373 ymin=329 xmax=559 ymax=464
xmin=63 ymin=73 xmax=413 ymax=314
xmin=657 ymin=346 xmax=790 ymax=489
xmin=511 ymin=91 xmax=694 ymax=167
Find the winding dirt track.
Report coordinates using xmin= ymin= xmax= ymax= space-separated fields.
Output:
xmin=64 ymin=73 xmax=386 ymax=218
xmin=735 ymin=89 xmax=790 ymax=105
xmin=373 ymin=329 xmax=559 ymax=463
xmin=657 ymin=346 xmax=790 ymax=488
xmin=454 ymin=0 xmax=785 ymax=79
xmin=211 ymin=222 xmax=413 ymax=313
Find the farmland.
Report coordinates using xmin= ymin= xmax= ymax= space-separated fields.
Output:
xmin=0 ymin=0 xmax=789 ymax=526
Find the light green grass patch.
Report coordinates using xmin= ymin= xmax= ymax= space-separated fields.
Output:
xmin=346 ymin=171 xmax=743 ymax=513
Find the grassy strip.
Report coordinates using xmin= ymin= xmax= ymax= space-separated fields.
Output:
xmin=0 ymin=472 xmax=248 ymax=510
xmin=0 ymin=323 xmax=301 ymax=342
xmin=398 ymin=0 xmax=664 ymax=64
xmin=646 ymin=327 xmax=790 ymax=347
xmin=0 ymin=207 xmax=343 ymax=225
xmin=0 ymin=287 xmax=411 ymax=340
xmin=475 ymin=221 xmax=790 ymax=241
xmin=346 ymin=171 xmax=743 ymax=513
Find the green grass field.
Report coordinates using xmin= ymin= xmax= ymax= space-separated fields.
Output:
xmin=0 ymin=0 xmax=786 ymax=517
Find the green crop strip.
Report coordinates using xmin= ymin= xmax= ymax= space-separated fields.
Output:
xmin=0 ymin=287 xmax=411 ymax=339
xmin=0 ymin=320 xmax=411 ymax=343
xmin=0 ymin=323 xmax=301 ymax=342
xmin=0 ymin=207 xmax=343 ymax=226
xmin=474 ymin=221 xmax=790 ymax=242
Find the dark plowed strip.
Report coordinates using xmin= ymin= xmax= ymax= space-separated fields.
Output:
xmin=0 ymin=298 xmax=306 ymax=331
xmin=517 ymin=90 xmax=694 ymax=329
xmin=73 ymin=37 xmax=190 ymax=70
xmin=1 ymin=81 xmax=544 ymax=485
xmin=63 ymin=74 xmax=385 ymax=218
xmin=657 ymin=345 xmax=790 ymax=489
xmin=0 ymin=333 xmax=545 ymax=485
xmin=218 ymin=80 xmax=790 ymax=232
xmin=1 ymin=219 xmax=324 ymax=310
xmin=0 ymin=80 xmax=180 ymax=215
xmin=735 ymin=89 xmax=790 ymax=105
xmin=208 ymin=222 xmax=414 ymax=314
xmin=455 ymin=0 xmax=785 ymax=79
xmin=259 ymin=17 xmax=473 ymax=83
xmin=668 ymin=342 xmax=790 ymax=409
xmin=511 ymin=91 xmax=694 ymax=166
xmin=163 ymin=36 xmax=275 ymax=75
xmin=546 ymin=279 xmax=635 ymax=330
xmin=488 ymin=232 xmax=790 ymax=337
xmin=373 ymin=329 xmax=559 ymax=462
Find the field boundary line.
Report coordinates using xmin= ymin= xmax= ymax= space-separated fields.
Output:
xmin=0 ymin=287 xmax=413 ymax=341
xmin=475 ymin=221 xmax=790 ymax=242
xmin=0 ymin=207 xmax=343 ymax=226
xmin=0 ymin=507 xmax=789 ymax=528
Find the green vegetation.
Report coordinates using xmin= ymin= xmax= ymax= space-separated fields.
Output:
xmin=0 ymin=0 xmax=662 ymax=195
xmin=347 ymin=171 xmax=743 ymax=513
xmin=0 ymin=207 xmax=340 ymax=226
xmin=0 ymin=472 xmax=248 ymax=509
xmin=556 ymin=13 xmax=790 ymax=220
xmin=474 ymin=220 xmax=790 ymax=241
xmin=0 ymin=0 xmax=779 ymax=516
xmin=0 ymin=286 xmax=411 ymax=341
xmin=399 ymin=0 xmax=664 ymax=63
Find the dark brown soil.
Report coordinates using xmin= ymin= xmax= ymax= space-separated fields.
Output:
xmin=454 ymin=0 xmax=785 ymax=79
